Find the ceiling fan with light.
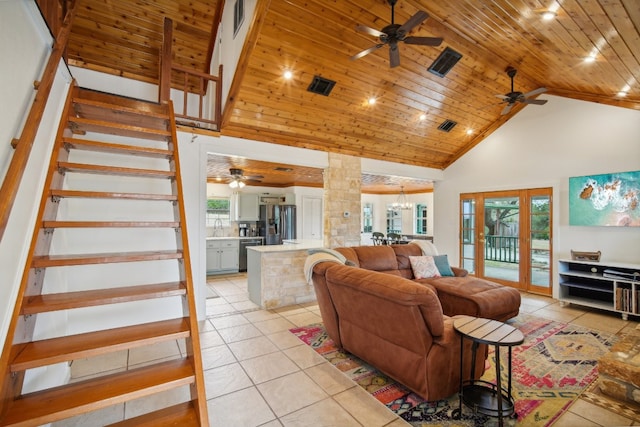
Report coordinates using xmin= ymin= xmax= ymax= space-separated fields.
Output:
xmin=226 ymin=168 xmax=263 ymax=188
xmin=495 ymin=67 xmax=548 ymax=115
xmin=350 ymin=0 xmax=443 ymax=68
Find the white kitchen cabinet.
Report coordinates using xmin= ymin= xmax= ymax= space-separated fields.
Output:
xmin=234 ymin=193 xmax=259 ymax=221
xmin=206 ymin=239 xmax=239 ymax=274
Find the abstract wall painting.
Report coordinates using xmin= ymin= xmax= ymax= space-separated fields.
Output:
xmin=569 ymin=170 xmax=640 ymax=227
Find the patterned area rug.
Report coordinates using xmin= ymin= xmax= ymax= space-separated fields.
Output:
xmin=290 ymin=314 xmax=618 ymax=427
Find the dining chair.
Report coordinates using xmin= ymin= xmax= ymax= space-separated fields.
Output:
xmin=372 ymin=232 xmax=384 ymax=245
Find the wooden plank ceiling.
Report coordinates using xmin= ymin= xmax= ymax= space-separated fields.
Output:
xmin=63 ymin=0 xmax=640 ymax=192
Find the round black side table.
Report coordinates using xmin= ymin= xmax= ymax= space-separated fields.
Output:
xmin=452 ymin=316 xmax=524 ymax=427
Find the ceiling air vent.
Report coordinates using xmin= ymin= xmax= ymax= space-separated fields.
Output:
xmin=438 ymin=119 xmax=457 ymax=132
xmin=307 ymin=75 xmax=336 ymax=96
xmin=428 ymin=47 xmax=462 ymax=78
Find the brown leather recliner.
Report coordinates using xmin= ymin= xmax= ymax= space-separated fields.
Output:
xmin=309 ymin=243 xmax=521 ymax=400
xmin=316 ymin=263 xmax=486 ymax=401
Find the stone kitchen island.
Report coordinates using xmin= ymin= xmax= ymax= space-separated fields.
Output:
xmin=247 ymin=240 xmax=324 ymax=309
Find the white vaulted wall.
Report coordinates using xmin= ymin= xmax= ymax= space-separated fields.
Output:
xmin=434 ymin=95 xmax=640 ymax=298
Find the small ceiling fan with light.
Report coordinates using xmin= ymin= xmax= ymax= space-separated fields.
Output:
xmin=350 ymin=0 xmax=443 ymax=68
xmin=495 ymin=67 xmax=548 ymax=115
xmin=226 ymin=168 xmax=263 ymax=189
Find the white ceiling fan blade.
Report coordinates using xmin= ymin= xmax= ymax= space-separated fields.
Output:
xmin=350 ymin=44 xmax=384 ymax=61
xmin=501 ymin=103 xmax=514 ymax=115
xmin=495 ymin=94 xmax=509 ymax=100
xmin=523 ymin=99 xmax=548 ymax=105
xmin=355 ymin=24 xmax=384 ymax=38
xmin=523 ymin=87 xmax=547 ymax=98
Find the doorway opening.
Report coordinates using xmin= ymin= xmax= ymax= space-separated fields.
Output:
xmin=460 ymin=188 xmax=552 ymax=295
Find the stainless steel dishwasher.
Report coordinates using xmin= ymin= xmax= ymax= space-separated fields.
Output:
xmin=239 ymin=238 xmax=263 ymax=272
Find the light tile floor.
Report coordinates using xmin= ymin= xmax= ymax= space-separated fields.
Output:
xmin=59 ymin=273 xmax=640 ymax=426
xmin=203 ymin=274 xmax=640 ymax=427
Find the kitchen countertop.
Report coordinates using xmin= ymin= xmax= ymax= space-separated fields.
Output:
xmin=247 ymin=239 xmax=324 ymax=252
xmin=206 ymin=236 xmax=264 ymax=240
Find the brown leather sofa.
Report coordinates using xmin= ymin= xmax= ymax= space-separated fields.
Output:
xmin=309 ymin=244 xmax=521 ymax=401
xmin=337 ymin=244 xmax=521 ymax=322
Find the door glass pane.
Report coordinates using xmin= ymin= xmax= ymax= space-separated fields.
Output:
xmin=483 ymin=196 xmax=519 ymax=282
xmin=530 ymin=195 xmax=551 ymax=287
xmin=460 ymin=198 xmax=475 ymax=274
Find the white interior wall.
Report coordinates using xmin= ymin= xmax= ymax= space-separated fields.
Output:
xmin=218 ymin=0 xmax=257 ymax=112
xmin=0 ymin=0 xmax=52 ymax=185
xmin=0 ymin=2 xmax=74 ymax=395
xmin=434 ymin=95 xmax=640 ymax=297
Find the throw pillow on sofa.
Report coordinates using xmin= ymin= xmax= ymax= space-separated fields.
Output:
xmin=433 ymin=254 xmax=454 ymax=276
xmin=409 ymin=255 xmax=441 ymax=279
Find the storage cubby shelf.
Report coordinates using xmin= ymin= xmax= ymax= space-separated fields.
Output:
xmin=558 ymin=259 xmax=639 ymax=320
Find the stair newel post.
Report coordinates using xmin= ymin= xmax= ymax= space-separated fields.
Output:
xmin=159 ymin=17 xmax=173 ymax=104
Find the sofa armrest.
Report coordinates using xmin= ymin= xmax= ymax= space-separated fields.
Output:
xmin=451 ymin=267 xmax=468 ymax=277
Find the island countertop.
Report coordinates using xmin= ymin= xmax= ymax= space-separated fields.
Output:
xmin=247 ymin=239 xmax=324 ymax=253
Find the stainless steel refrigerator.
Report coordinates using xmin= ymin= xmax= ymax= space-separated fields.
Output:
xmin=259 ymin=204 xmax=297 ymax=245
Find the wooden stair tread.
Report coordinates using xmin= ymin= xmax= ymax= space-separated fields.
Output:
xmin=58 ymin=161 xmax=175 ymax=179
xmin=11 ymin=318 xmax=190 ymax=371
xmin=68 ymin=117 xmax=171 ymax=141
xmin=32 ymin=250 xmax=183 ymax=268
xmin=42 ymin=220 xmax=180 ymax=228
xmin=62 ymin=137 xmax=172 ymax=158
xmin=21 ymin=281 xmax=186 ymax=314
xmin=1 ymin=359 xmax=195 ymax=427
xmin=49 ymin=189 xmax=177 ymax=201
xmin=107 ymin=402 xmax=200 ymax=426
xmin=75 ymin=87 xmax=168 ymax=117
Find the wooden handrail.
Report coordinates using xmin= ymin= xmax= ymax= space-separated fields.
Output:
xmin=0 ymin=1 xmax=77 ymax=243
xmin=159 ymin=17 xmax=222 ymax=130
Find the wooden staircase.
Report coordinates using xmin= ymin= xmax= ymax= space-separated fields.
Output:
xmin=0 ymin=87 xmax=209 ymax=426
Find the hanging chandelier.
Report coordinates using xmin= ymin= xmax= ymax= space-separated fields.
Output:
xmin=392 ymin=186 xmax=413 ymax=210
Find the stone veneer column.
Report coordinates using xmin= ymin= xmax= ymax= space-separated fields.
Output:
xmin=323 ymin=153 xmax=361 ymax=248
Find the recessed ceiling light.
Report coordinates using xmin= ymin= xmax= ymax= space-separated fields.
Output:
xmin=368 ymin=97 xmax=377 ymax=105
xmin=466 ymin=129 xmax=474 ymax=135
xmin=617 ymin=91 xmax=628 ymax=97
xmin=283 ymin=70 xmax=293 ymax=80
xmin=541 ymin=10 xmax=556 ymax=20
xmin=419 ymin=113 xmax=427 ymax=121
xmin=584 ymin=55 xmax=596 ymax=63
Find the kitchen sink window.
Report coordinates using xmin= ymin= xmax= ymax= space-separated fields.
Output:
xmin=206 ymin=197 xmax=231 ymax=227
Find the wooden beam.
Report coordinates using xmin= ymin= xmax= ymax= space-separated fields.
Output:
xmin=159 ymin=17 xmax=173 ymax=104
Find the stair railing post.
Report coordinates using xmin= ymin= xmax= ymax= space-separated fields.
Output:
xmin=159 ymin=17 xmax=173 ymax=104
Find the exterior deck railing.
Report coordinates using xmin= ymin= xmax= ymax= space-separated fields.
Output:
xmin=485 ymin=235 xmax=519 ymax=263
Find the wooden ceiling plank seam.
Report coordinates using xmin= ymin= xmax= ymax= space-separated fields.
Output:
xmin=233 ymin=87 xmax=472 ymax=152
xmin=588 ymin=0 xmax=640 ymax=88
xmin=247 ymin=35 xmax=505 ymax=124
xmin=227 ymin=114 xmax=456 ymax=162
xmin=560 ymin=0 xmax=632 ymax=89
xmin=222 ymin=118 xmax=452 ymax=162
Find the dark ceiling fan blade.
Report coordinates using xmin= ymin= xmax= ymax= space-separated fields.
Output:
xmin=389 ymin=43 xmax=400 ymax=68
xmin=403 ymin=36 xmax=443 ymax=46
xmin=355 ymin=24 xmax=384 ymax=38
xmin=397 ymin=10 xmax=428 ymax=35
xmin=350 ymin=44 xmax=384 ymax=61
xmin=522 ymin=87 xmax=547 ymax=98
xmin=523 ymin=98 xmax=548 ymax=105
xmin=501 ymin=103 xmax=514 ymax=115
